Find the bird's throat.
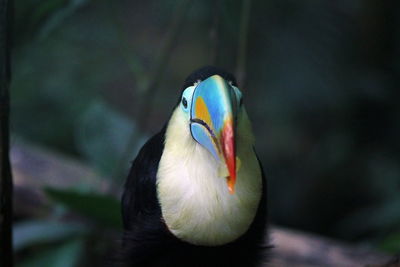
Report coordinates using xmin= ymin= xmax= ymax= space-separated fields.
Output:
xmin=156 ymin=108 xmax=262 ymax=246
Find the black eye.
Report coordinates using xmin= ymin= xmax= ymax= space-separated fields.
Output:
xmin=182 ymin=97 xmax=188 ymax=108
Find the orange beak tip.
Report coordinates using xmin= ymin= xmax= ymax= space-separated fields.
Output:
xmin=227 ymin=183 xmax=234 ymax=194
xmin=228 ymin=186 xmax=235 ymax=194
xmin=226 ymin=174 xmax=236 ymax=194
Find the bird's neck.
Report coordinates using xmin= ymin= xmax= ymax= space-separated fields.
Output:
xmin=156 ymin=108 xmax=262 ymax=246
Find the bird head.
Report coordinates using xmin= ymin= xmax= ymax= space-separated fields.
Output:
xmin=177 ymin=67 xmax=243 ymax=194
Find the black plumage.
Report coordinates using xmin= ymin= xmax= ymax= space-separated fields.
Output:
xmin=120 ymin=66 xmax=269 ymax=267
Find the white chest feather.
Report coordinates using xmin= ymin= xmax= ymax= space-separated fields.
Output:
xmin=156 ymin=108 xmax=262 ymax=246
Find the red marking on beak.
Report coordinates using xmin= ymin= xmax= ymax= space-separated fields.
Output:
xmin=221 ymin=118 xmax=236 ymax=194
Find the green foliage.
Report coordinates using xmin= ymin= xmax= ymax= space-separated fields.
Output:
xmin=13 ymin=220 xmax=87 ymax=251
xmin=14 ymin=0 xmax=90 ymax=44
xmin=75 ymin=100 xmax=145 ymax=179
xmin=13 ymin=188 xmax=120 ymax=266
xmin=11 ymin=0 xmax=125 ymax=156
xmin=380 ymin=231 xmax=400 ymax=253
xmin=19 ymin=239 xmax=84 ymax=267
xmin=45 ymin=187 xmax=122 ymax=229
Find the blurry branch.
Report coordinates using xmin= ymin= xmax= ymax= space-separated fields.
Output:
xmin=108 ymin=3 xmax=147 ymax=97
xmin=0 ymin=0 xmax=13 ymax=266
xmin=235 ymin=0 xmax=252 ymax=87
xmin=209 ymin=0 xmax=221 ymax=65
xmin=111 ymin=0 xmax=193 ymax=187
xmin=12 ymin=142 xmax=108 ymax=219
xmin=269 ymin=227 xmax=392 ymax=267
xmin=10 ymin=141 xmax=392 ymax=266
xmin=37 ymin=0 xmax=89 ymax=40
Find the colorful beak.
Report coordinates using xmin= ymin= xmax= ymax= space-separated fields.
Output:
xmin=190 ymin=75 xmax=238 ymax=194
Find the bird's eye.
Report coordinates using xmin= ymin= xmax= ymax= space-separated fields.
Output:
xmin=180 ymin=85 xmax=195 ymax=113
xmin=182 ymin=97 xmax=188 ymax=109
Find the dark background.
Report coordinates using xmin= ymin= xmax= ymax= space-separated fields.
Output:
xmin=11 ymin=0 xmax=400 ymax=265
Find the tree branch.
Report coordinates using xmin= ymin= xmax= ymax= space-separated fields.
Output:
xmin=235 ymin=0 xmax=252 ymax=87
xmin=0 ymin=0 xmax=13 ymax=266
xmin=209 ymin=0 xmax=221 ymax=65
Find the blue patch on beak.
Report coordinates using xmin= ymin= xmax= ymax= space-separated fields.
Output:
xmin=189 ymin=75 xmax=236 ymax=161
xmin=190 ymin=123 xmax=219 ymax=160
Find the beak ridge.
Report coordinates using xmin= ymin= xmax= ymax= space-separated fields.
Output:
xmin=190 ymin=75 xmax=238 ymax=193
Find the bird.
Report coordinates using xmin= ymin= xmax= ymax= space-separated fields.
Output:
xmin=120 ymin=66 xmax=268 ymax=267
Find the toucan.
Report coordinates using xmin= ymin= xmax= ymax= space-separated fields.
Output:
xmin=120 ymin=66 xmax=268 ymax=267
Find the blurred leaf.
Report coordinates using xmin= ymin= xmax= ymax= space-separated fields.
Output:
xmin=19 ymin=238 xmax=84 ymax=267
xmin=13 ymin=220 xmax=87 ymax=251
xmin=45 ymin=187 xmax=122 ymax=229
xmin=380 ymin=231 xmax=400 ymax=253
xmin=12 ymin=1 xmax=120 ymax=156
xmin=75 ymin=100 xmax=146 ymax=179
xmin=38 ymin=0 xmax=90 ymax=39
xmin=14 ymin=0 xmax=89 ymax=44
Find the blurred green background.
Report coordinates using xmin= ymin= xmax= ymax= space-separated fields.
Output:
xmin=10 ymin=0 xmax=400 ymax=266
